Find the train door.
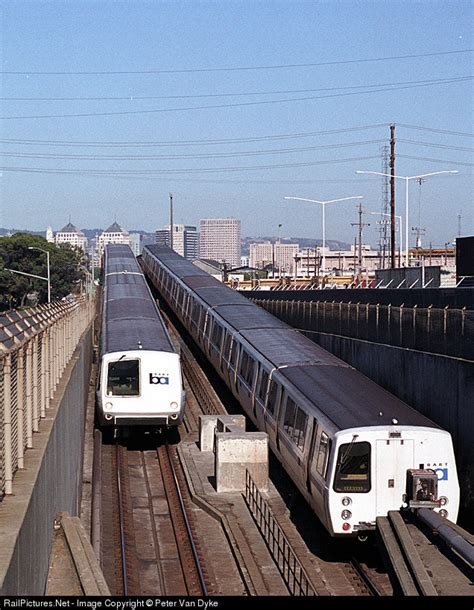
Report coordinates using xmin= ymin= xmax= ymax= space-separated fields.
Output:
xmin=278 ymin=393 xmax=308 ymax=481
xmin=254 ymin=365 xmax=269 ymax=430
xmin=375 ymin=439 xmax=415 ymax=516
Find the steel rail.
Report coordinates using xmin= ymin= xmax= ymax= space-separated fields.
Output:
xmin=162 ymin=444 xmax=208 ymax=595
xmin=115 ymin=442 xmax=129 ymax=596
xmin=351 ymin=556 xmax=383 ymax=596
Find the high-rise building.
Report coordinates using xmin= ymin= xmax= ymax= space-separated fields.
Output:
xmin=199 ymin=218 xmax=241 ymax=268
xmin=129 ymin=233 xmax=142 ymax=256
xmin=45 ymin=227 xmax=54 ymax=243
xmin=98 ymin=222 xmax=131 ymax=260
xmin=54 ymin=222 xmax=88 ymax=252
xmin=156 ymin=224 xmax=199 ymax=260
xmin=249 ymin=241 xmax=299 ymax=274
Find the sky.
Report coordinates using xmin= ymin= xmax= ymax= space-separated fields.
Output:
xmin=1 ymin=0 xmax=472 ymax=248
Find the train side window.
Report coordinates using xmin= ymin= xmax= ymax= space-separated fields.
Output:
xmin=333 ymin=441 xmax=371 ymax=493
xmin=316 ymin=432 xmax=331 ymax=478
xmin=283 ymin=397 xmax=297 ymax=437
xmin=191 ymin=301 xmax=201 ymax=325
xmin=257 ymin=369 xmax=269 ymax=401
xmin=239 ymin=350 xmax=254 ymax=386
xmin=223 ymin=332 xmax=232 ymax=360
xmin=211 ymin=321 xmax=223 ymax=349
xmin=107 ymin=359 xmax=140 ymax=396
xmin=294 ymin=408 xmax=308 ymax=450
xmin=230 ymin=340 xmax=239 ymax=369
xmin=266 ymin=380 xmax=279 ymax=416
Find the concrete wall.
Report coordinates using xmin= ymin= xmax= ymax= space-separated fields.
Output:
xmin=306 ymin=331 xmax=474 ymax=523
xmin=0 ymin=327 xmax=93 ymax=595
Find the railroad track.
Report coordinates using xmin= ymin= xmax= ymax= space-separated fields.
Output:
xmin=98 ymin=439 xmax=210 ymax=595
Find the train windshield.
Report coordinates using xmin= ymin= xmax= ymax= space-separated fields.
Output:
xmin=333 ymin=441 xmax=371 ymax=493
xmin=107 ymin=359 xmax=140 ymax=396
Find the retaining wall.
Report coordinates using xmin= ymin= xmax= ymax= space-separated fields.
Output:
xmin=0 ymin=327 xmax=93 ymax=595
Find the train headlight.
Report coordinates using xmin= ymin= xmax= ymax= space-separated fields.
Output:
xmin=170 ymin=401 xmax=179 ymax=410
xmin=342 ymin=497 xmax=352 ymax=506
xmin=341 ymin=510 xmax=352 ymax=520
xmin=439 ymin=509 xmax=448 ymax=518
xmin=105 ymin=402 xmax=113 ymax=411
xmin=439 ymin=496 xmax=448 ymax=506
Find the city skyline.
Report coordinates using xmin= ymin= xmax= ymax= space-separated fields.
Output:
xmin=1 ymin=2 xmax=472 ymax=246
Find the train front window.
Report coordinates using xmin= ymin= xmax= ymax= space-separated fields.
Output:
xmin=107 ymin=359 xmax=140 ymax=396
xmin=333 ymin=441 xmax=371 ymax=493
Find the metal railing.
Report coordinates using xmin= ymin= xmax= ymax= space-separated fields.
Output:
xmin=244 ymin=470 xmax=317 ymax=596
xmin=253 ymin=298 xmax=473 ymax=361
xmin=0 ymin=297 xmax=95 ymax=499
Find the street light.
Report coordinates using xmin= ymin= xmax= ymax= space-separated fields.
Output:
xmin=370 ymin=211 xmax=403 ymax=267
xmin=284 ymin=195 xmax=363 ymax=273
xmin=28 ymin=247 xmax=51 ymax=303
xmin=356 ymin=170 xmax=459 ymax=267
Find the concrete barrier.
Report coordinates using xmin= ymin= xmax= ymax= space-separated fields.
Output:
xmin=198 ymin=415 xmax=269 ymax=493
xmin=0 ymin=327 xmax=93 ymax=595
xmin=215 ymin=432 xmax=269 ymax=493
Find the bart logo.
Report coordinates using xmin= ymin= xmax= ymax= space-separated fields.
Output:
xmin=149 ymin=373 xmax=169 ymax=385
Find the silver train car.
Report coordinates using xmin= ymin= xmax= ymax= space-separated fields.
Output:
xmin=96 ymin=244 xmax=185 ymax=435
xmin=141 ymin=245 xmax=460 ymax=537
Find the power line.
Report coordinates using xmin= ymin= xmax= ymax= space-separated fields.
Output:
xmin=398 ymin=124 xmax=474 ymax=137
xmin=0 ymin=124 xmax=388 ymax=147
xmin=2 ymin=76 xmax=471 ymax=101
xmin=2 ymin=49 xmax=472 ymax=75
xmin=1 ymin=79 xmax=470 ymax=120
xmin=398 ymin=139 xmax=474 ymax=152
xmin=0 ymin=154 xmax=381 ymax=175
xmin=0 ymin=139 xmax=386 ymax=161
xmin=399 ymin=154 xmax=473 ymax=167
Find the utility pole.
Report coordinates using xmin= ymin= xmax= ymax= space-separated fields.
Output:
xmin=389 ymin=124 xmax=396 ymax=268
xmin=458 ymin=212 xmax=462 ymax=237
xmin=379 ymin=145 xmax=390 ymax=269
xmin=169 ymin=193 xmax=174 ymax=251
xmin=351 ymin=203 xmax=370 ymax=275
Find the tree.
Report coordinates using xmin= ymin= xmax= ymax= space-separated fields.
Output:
xmin=0 ymin=234 xmax=86 ymax=310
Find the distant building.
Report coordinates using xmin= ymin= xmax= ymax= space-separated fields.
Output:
xmin=98 ymin=222 xmax=131 ymax=260
xmin=156 ymin=224 xmax=199 ymax=260
xmin=297 ymin=244 xmax=380 ymax=275
xmin=249 ymin=241 xmax=299 ymax=274
xmin=45 ymin=226 xmax=54 ymax=243
xmin=54 ymin=222 xmax=87 ymax=252
xmin=192 ymin=258 xmax=223 ymax=280
xmin=199 ymin=218 xmax=241 ymax=268
xmin=129 ymin=233 xmax=142 ymax=256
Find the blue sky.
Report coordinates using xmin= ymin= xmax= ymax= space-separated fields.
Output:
xmin=1 ymin=0 xmax=472 ymax=247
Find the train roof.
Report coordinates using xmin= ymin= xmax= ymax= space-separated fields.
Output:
xmin=280 ymin=365 xmax=438 ymax=430
xmin=239 ymin=328 xmax=347 ymax=367
xmin=143 ymin=245 xmax=440 ymax=431
xmin=102 ymin=245 xmax=175 ymax=354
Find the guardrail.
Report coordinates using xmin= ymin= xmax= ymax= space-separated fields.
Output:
xmin=244 ymin=470 xmax=316 ymax=596
xmin=0 ymin=297 xmax=95 ymax=499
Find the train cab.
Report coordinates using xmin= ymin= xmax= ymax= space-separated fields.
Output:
xmin=325 ymin=427 xmax=460 ymax=536
xmin=97 ymin=349 xmax=184 ymax=429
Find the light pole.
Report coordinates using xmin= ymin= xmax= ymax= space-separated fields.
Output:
xmin=370 ymin=212 xmax=403 ymax=267
xmin=284 ymin=196 xmax=363 ymax=274
xmin=28 ymin=246 xmax=51 ymax=303
xmin=356 ymin=170 xmax=458 ymax=267
xmin=6 ymin=247 xmax=51 ymax=304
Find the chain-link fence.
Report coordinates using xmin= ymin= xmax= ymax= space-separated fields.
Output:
xmin=0 ymin=297 xmax=94 ymax=499
xmin=254 ymin=299 xmax=473 ymax=361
